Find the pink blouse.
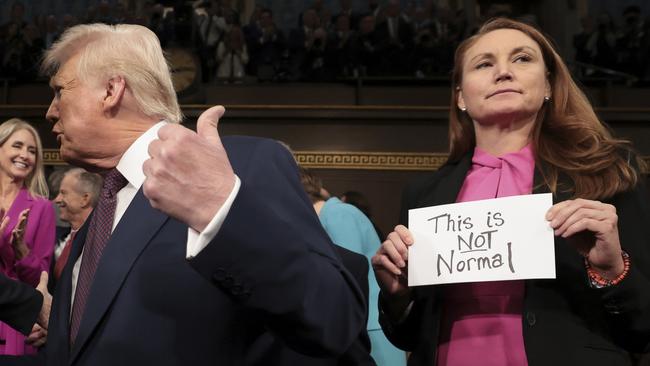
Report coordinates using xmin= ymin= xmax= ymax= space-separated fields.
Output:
xmin=436 ymin=145 xmax=535 ymax=366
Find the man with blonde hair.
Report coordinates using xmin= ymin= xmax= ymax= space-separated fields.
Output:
xmin=41 ymin=23 xmax=364 ymax=365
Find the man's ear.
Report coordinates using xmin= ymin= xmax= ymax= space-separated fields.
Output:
xmin=80 ymin=192 xmax=91 ymax=209
xmin=102 ymin=75 xmax=126 ymax=114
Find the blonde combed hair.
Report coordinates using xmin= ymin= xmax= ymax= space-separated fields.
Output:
xmin=449 ymin=18 xmax=642 ymax=200
xmin=41 ymin=23 xmax=183 ymax=124
xmin=0 ymin=119 xmax=49 ymax=198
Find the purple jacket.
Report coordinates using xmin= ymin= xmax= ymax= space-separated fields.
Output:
xmin=0 ymin=188 xmax=56 ymax=287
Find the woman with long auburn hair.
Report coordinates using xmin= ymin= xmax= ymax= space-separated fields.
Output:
xmin=372 ymin=18 xmax=649 ymax=366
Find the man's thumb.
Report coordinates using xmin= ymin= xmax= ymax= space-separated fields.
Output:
xmin=197 ymin=105 xmax=225 ymax=145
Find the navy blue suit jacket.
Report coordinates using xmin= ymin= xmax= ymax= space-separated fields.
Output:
xmin=0 ymin=274 xmax=42 ymax=335
xmin=44 ymin=136 xmax=365 ymax=365
xmin=245 ymin=244 xmax=376 ymax=366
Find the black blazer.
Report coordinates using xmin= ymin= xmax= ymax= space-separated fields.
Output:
xmin=245 ymin=244 xmax=376 ymax=366
xmin=380 ymin=153 xmax=650 ymax=366
xmin=0 ymin=273 xmax=42 ymax=335
xmin=44 ymin=136 xmax=366 ymax=366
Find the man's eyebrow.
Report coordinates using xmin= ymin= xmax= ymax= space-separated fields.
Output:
xmin=49 ymin=77 xmax=60 ymax=89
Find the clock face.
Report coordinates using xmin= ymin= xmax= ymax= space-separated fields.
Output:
xmin=166 ymin=48 xmax=199 ymax=93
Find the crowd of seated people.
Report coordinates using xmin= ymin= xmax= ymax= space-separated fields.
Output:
xmin=0 ymin=0 xmax=468 ymax=83
xmin=2 ymin=0 xmax=650 ymax=84
xmin=573 ymin=5 xmax=650 ymax=81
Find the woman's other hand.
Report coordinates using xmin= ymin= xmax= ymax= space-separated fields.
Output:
xmin=11 ymin=208 xmax=30 ymax=260
xmin=546 ymin=199 xmax=624 ymax=279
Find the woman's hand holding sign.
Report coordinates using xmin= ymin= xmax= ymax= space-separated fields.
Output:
xmin=372 ymin=224 xmax=414 ymax=318
xmin=546 ymin=198 xmax=625 ymax=280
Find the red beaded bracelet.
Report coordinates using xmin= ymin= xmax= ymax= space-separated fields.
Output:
xmin=584 ymin=251 xmax=630 ymax=288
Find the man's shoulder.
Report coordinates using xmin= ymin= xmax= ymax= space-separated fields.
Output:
xmin=222 ymin=135 xmax=284 ymax=151
xmin=221 ymin=136 xmax=297 ymax=177
xmin=222 ymin=136 xmax=294 ymax=163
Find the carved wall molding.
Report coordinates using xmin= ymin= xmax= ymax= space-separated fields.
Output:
xmin=295 ymin=151 xmax=448 ymax=171
xmin=44 ymin=149 xmax=650 ymax=173
xmin=43 ymin=149 xmax=66 ymax=166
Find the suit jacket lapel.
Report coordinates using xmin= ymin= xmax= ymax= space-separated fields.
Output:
xmin=46 ymin=214 xmax=87 ymax=365
xmin=428 ymin=153 xmax=473 ymax=207
xmin=46 ymin=215 xmax=90 ymax=365
xmin=70 ymin=189 xmax=169 ymax=362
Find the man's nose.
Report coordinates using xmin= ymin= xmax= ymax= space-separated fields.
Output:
xmin=46 ymin=100 xmax=58 ymax=124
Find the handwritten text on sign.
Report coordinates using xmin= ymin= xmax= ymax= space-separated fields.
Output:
xmin=408 ymin=193 xmax=555 ymax=286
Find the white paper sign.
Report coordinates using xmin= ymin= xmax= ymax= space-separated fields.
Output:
xmin=408 ymin=193 xmax=555 ymax=286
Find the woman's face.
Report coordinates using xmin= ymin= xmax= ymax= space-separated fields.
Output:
xmin=0 ymin=129 xmax=37 ymax=182
xmin=457 ymin=29 xmax=550 ymax=127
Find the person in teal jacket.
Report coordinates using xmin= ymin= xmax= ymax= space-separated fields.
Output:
xmin=300 ymin=167 xmax=406 ymax=366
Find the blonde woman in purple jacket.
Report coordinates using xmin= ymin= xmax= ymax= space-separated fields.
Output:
xmin=0 ymin=118 xmax=55 ymax=355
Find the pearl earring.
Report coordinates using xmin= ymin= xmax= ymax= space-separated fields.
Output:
xmin=460 ymin=107 xmax=467 ymax=112
xmin=544 ymin=96 xmax=551 ymax=102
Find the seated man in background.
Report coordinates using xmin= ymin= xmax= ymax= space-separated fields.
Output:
xmin=51 ymin=168 xmax=102 ymax=284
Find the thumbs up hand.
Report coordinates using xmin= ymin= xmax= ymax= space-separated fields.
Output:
xmin=143 ymin=105 xmax=235 ymax=232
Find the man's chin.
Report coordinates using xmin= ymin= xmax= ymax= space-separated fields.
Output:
xmin=60 ymin=150 xmax=110 ymax=173
xmin=59 ymin=148 xmax=79 ymax=165
xmin=60 ymin=149 xmax=92 ymax=170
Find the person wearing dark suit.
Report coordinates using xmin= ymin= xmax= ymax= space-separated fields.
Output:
xmin=332 ymin=0 xmax=360 ymax=31
xmin=373 ymin=1 xmax=414 ymax=75
xmin=40 ymin=23 xmax=365 ymax=366
xmin=0 ymin=270 xmax=50 ymax=337
xmin=246 ymin=244 xmax=375 ymax=366
xmin=372 ymin=18 xmax=650 ymax=366
xmin=244 ymin=8 xmax=286 ymax=79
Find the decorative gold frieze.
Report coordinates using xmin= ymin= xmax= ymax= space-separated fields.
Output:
xmin=43 ymin=149 xmax=66 ymax=166
xmin=295 ymin=151 xmax=448 ymax=171
xmin=43 ymin=148 xmax=650 ymax=174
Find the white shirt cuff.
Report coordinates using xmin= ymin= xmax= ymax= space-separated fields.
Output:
xmin=186 ymin=175 xmax=241 ymax=258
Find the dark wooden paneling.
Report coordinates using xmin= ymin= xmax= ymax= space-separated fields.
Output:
xmin=2 ymin=104 xmax=649 ymax=236
xmin=5 ymin=82 xmax=650 ymax=108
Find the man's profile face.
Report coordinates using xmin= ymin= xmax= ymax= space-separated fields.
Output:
xmin=45 ymin=53 xmax=114 ymax=169
xmin=55 ymin=173 xmax=86 ymax=223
